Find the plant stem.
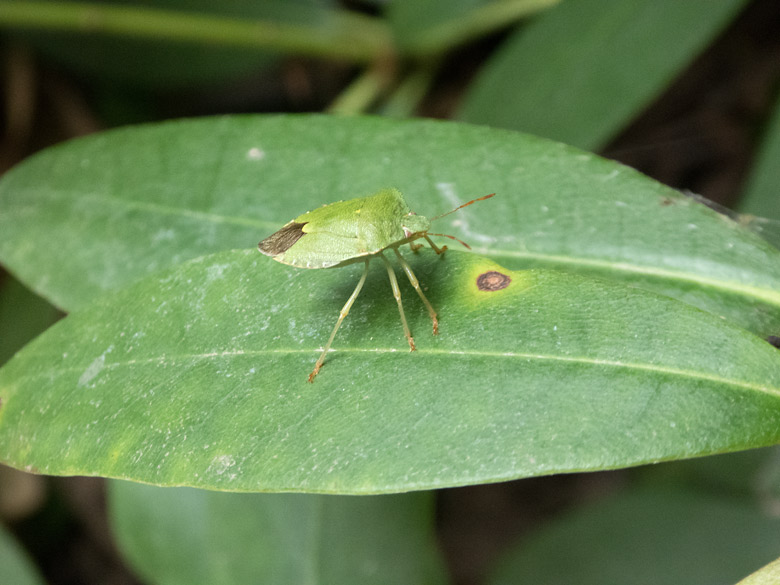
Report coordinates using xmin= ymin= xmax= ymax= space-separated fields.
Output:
xmin=405 ymin=0 xmax=560 ymax=56
xmin=380 ymin=59 xmax=441 ymax=118
xmin=327 ymin=58 xmax=398 ymax=115
xmin=0 ymin=1 xmax=393 ymax=62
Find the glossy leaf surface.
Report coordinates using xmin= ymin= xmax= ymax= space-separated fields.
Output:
xmin=109 ymin=481 xmax=445 ymax=585
xmin=0 ymin=115 xmax=778 ymax=340
xmin=1 ymin=249 xmax=779 ymax=492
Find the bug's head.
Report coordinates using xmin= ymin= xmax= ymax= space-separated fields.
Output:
xmin=401 ymin=213 xmax=431 ymax=238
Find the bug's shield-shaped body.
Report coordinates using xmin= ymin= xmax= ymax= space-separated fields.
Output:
xmin=257 ymin=187 xmax=495 ymax=382
xmin=258 ymin=188 xmax=430 ymax=268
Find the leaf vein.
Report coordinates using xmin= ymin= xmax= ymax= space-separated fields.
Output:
xmin=479 ymin=247 xmax=780 ymax=307
xmin=8 ymin=348 xmax=779 ymax=398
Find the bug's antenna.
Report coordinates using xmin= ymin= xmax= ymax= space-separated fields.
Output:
xmin=431 ymin=193 xmax=495 ymax=221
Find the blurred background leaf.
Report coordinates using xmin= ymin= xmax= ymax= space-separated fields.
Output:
xmin=487 ymin=488 xmax=780 ymax=585
xmin=109 ymin=482 xmax=446 ymax=585
xmin=387 ymin=0 xmax=557 ymax=55
xmin=739 ymin=93 xmax=780 ymax=219
xmin=457 ymin=0 xmax=749 ymax=150
xmin=0 ymin=523 xmax=46 ymax=585
xmin=0 ymin=274 xmax=60 ymax=366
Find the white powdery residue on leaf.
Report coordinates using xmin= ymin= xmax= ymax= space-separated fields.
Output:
xmin=208 ymin=454 xmax=237 ymax=479
xmin=287 ymin=319 xmax=303 ymax=343
xmin=434 ymin=182 xmax=494 ymax=244
xmin=206 ymin=263 xmax=230 ymax=281
xmin=435 ymin=181 xmax=460 ymax=210
xmin=246 ymin=147 xmax=265 ymax=161
xmin=258 ymin=315 xmax=271 ymax=332
xmin=151 ymin=228 xmax=176 ymax=243
xmin=78 ymin=345 xmax=114 ymax=387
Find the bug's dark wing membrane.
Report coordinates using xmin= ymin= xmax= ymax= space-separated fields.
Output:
xmin=258 ymin=222 xmax=307 ymax=257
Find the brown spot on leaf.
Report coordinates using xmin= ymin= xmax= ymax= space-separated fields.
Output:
xmin=767 ymin=335 xmax=780 ymax=348
xmin=477 ymin=271 xmax=511 ymax=291
xmin=660 ymin=198 xmax=674 ymax=206
xmin=258 ymin=222 xmax=307 ymax=257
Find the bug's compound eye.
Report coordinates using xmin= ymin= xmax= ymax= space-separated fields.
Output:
xmin=476 ymin=271 xmax=511 ymax=291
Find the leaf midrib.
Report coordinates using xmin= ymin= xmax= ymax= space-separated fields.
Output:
xmin=480 ymin=247 xmax=780 ymax=307
xmin=8 ymin=348 xmax=780 ymax=398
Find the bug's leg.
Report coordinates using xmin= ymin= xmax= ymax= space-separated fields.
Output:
xmin=379 ymin=253 xmax=416 ymax=351
xmin=308 ymin=259 xmax=370 ymax=383
xmin=393 ymin=247 xmax=439 ymax=335
xmin=424 ymin=235 xmax=448 ymax=255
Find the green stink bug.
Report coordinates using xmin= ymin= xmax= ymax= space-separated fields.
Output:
xmin=258 ymin=188 xmax=494 ymax=382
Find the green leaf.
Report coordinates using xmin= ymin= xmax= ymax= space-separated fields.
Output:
xmin=1 ymin=249 xmax=779 ymax=492
xmin=633 ymin=447 xmax=777 ymax=498
xmin=0 ymin=274 xmax=61 ymax=366
xmin=740 ymin=93 xmax=780 ymax=219
xmin=457 ymin=0 xmax=748 ymax=149
xmin=109 ymin=481 xmax=446 ymax=585
xmin=1 ymin=115 xmax=779 ymax=339
xmin=487 ymin=488 xmax=780 ymax=585
xmin=737 ymin=557 xmax=780 ymax=585
xmin=0 ymin=523 xmax=45 ymax=585
xmin=387 ymin=0 xmax=557 ymax=55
